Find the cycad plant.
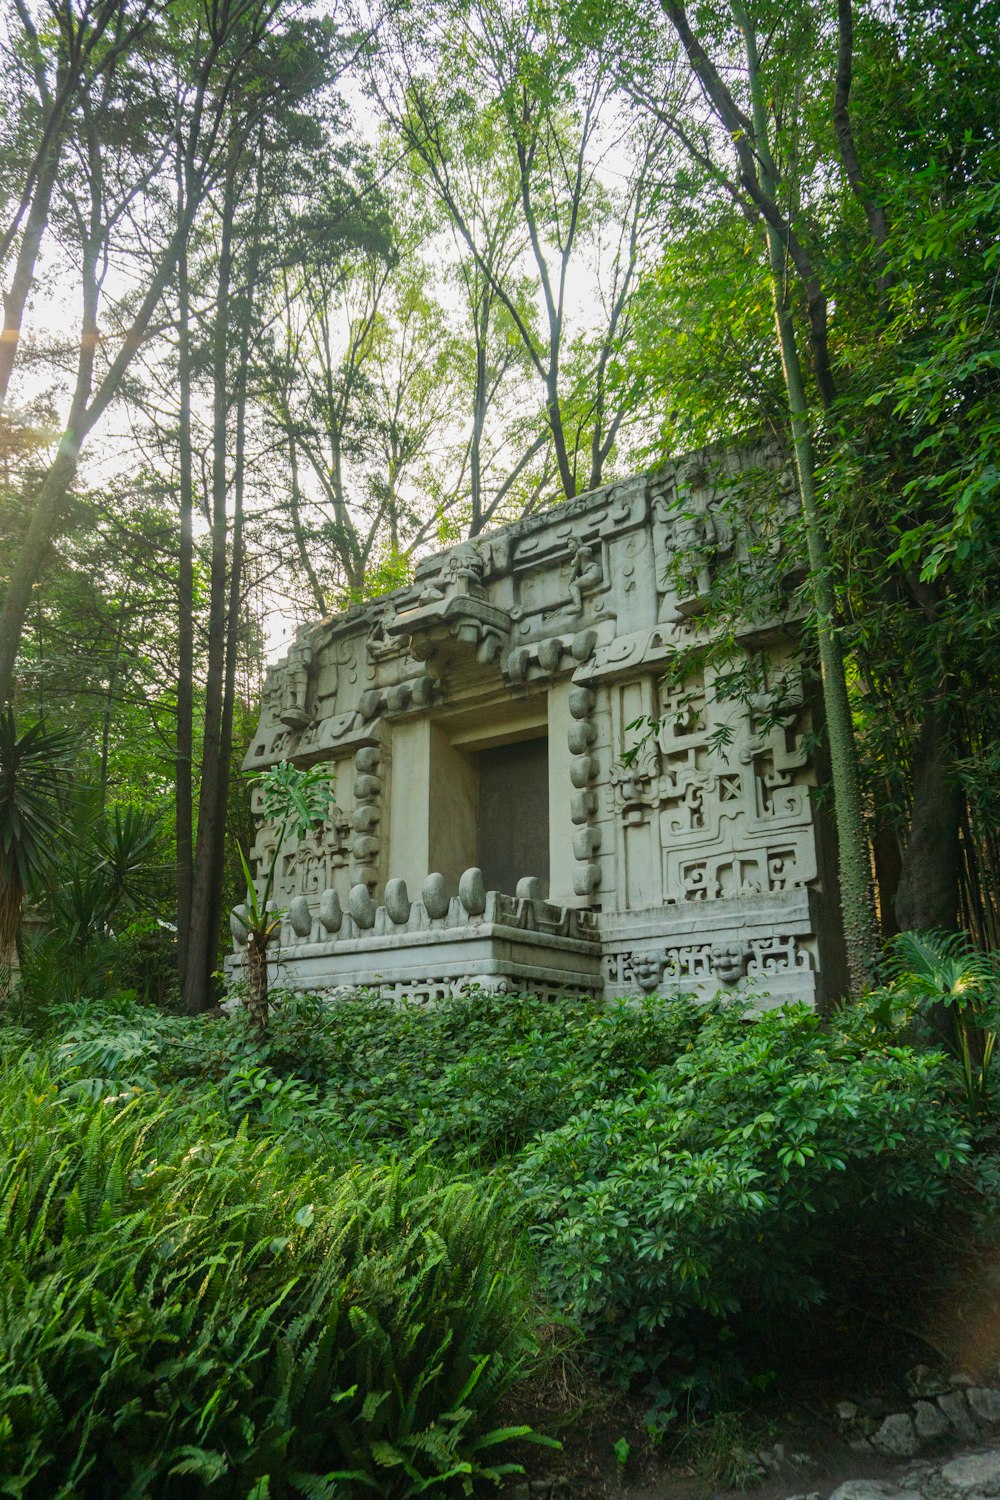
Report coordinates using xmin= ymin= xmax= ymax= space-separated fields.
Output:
xmin=0 ymin=708 xmax=73 ymax=968
xmin=888 ymin=929 xmax=1000 ymax=1118
xmin=51 ymin=803 xmax=165 ymax=949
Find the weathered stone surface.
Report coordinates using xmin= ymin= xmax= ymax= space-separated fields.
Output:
xmin=230 ymin=904 xmax=249 ymax=945
xmin=421 ymin=872 xmax=450 ymax=920
xmin=568 ymin=686 xmax=595 ymax=719
xmin=287 ymin=895 xmax=312 ymax=937
xmin=908 ymin=1366 xmax=952 ymax=1400
xmin=914 ymin=1400 xmax=951 ymax=1441
xmin=940 ymin=1451 xmax=1000 ymax=1494
xmin=458 ymin=867 xmax=487 ymax=916
xmin=967 ymin=1389 xmax=1000 ymax=1426
xmin=383 ymin=877 xmax=411 ymax=925
xmin=873 ymin=1414 xmax=919 ymax=1458
xmin=837 ymin=1401 xmax=861 ymax=1422
xmin=938 ymin=1393 xmax=978 ymax=1440
xmin=348 ymin=883 xmax=375 ymax=929
xmin=318 ymin=888 xmax=342 ymax=933
xmin=233 ymin=455 xmax=846 ymax=1005
xmin=828 ymin=1482 xmax=895 ymax=1500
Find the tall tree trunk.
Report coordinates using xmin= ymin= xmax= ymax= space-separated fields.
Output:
xmin=469 ymin=292 xmax=489 ymax=536
xmin=732 ymin=2 xmax=879 ymax=992
xmin=182 ymin=157 xmax=236 ymax=1016
xmin=288 ymin=434 xmax=327 ymax=614
xmin=0 ymin=207 xmax=195 ymax=709
xmin=206 ymin=152 xmax=263 ymax=986
xmin=175 ymin=210 xmax=195 ymax=990
xmin=0 ymin=143 xmax=60 ymax=417
xmin=0 ymin=441 xmax=80 ymax=701
xmin=99 ymin=569 xmax=133 ymax=805
xmin=895 ymin=700 xmax=962 ymax=932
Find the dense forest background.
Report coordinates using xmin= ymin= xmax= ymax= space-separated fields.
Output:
xmin=1 ymin=0 xmax=998 ymax=1008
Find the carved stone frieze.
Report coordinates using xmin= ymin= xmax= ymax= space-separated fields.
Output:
xmin=238 ymin=448 xmax=845 ymax=1008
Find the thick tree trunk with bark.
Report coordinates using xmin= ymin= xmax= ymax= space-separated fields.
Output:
xmin=895 ymin=702 xmax=963 ymax=932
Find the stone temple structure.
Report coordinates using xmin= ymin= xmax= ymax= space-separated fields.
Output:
xmin=234 ymin=445 xmax=847 ymax=1007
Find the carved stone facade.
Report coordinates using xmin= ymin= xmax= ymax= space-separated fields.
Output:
xmin=235 ymin=446 xmax=847 ymax=1007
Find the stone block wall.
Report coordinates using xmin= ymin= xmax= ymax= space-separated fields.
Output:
xmin=240 ymin=444 xmax=846 ymax=1006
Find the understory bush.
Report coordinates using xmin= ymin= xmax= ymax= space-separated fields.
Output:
xmin=13 ymin=988 xmax=976 ymax=1407
xmin=0 ymin=1058 xmax=540 ymax=1498
xmin=0 ymin=980 xmax=980 ymax=1459
xmin=512 ymin=1002 xmax=968 ymax=1408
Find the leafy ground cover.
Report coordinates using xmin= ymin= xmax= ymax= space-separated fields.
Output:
xmin=1 ymin=976 xmax=991 ymax=1497
xmin=5 ymin=954 xmax=1000 ymax=1494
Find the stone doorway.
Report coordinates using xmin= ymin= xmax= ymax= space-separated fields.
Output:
xmin=474 ymin=736 xmax=549 ymax=897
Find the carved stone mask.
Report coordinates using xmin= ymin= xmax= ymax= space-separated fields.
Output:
xmin=632 ymin=952 xmax=665 ymax=992
xmin=711 ymin=942 xmax=749 ymax=985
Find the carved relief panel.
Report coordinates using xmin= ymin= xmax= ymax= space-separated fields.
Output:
xmin=609 ymin=661 xmax=817 ymax=911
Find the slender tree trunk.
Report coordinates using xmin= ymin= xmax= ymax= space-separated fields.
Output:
xmin=0 ymin=145 xmax=60 ymax=417
xmin=99 ymin=570 xmax=133 ymax=805
xmin=175 ymin=214 xmax=195 ymax=990
xmin=546 ymin=367 xmax=576 ymax=500
xmin=0 ymin=440 xmax=81 ymax=702
xmin=895 ymin=700 xmax=962 ymax=932
xmin=469 ymin=293 xmax=489 ymax=535
xmin=207 ymin=159 xmax=262 ymax=984
xmin=182 ymin=157 xmax=236 ymax=1016
xmin=732 ymin=3 xmax=879 ymax=992
xmin=288 ymin=434 xmax=327 ymax=613
xmin=0 ymin=208 xmax=196 ymax=709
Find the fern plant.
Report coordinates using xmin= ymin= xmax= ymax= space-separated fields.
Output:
xmin=887 ymin=929 xmax=1000 ymax=1118
xmin=0 ymin=1053 xmax=543 ymax=1497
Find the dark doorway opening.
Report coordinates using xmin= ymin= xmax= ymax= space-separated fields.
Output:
xmin=476 ymin=736 xmax=549 ymax=896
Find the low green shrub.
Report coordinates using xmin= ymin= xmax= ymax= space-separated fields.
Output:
xmin=2 ymin=984 xmax=977 ymax=1428
xmin=0 ymin=1059 xmax=541 ymax=1498
xmin=512 ymin=1001 xmax=969 ymax=1409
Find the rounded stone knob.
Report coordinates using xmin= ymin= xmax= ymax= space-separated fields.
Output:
xmin=287 ymin=895 xmax=312 ymax=938
xmin=318 ymin=888 xmax=342 ymax=934
xmin=422 ymin=872 xmax=450 ymax=919
xmin=349 ymin=883 xmax=376 ymax=929
xmin=355 ymin=745 xmax=380 ymax=773
xmin=384 ymin=877 xmax=411 ymax=925
xmin=568 ymin=686 xmax=596 ymax=719
xmin=572 ymin=825 xmax=602 ymax=859
xmin=458 ymin=867 xmax=487 ymax=916
xmin=350 ymin=804 xmax=379 ymax=833
xmin=570 ymin=754 xmax=597 ymax=788
xmin=537 ymin=637 xmax=563 ymax=673
xmin=230 ymin=904 xmax=249 ymax=946
xmin=506 ymin=646 xmax=530 ymax=682
xmin=516 ymin=876 xmax=544 ymax=901
xmin=567 ymin=720 xmax=597 ymax=754
xmin=571 ymin=628 xmax=597 ymax=661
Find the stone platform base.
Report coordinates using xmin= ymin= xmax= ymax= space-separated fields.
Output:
xmin=252 ymin=924 xmax=602 ymax=1005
